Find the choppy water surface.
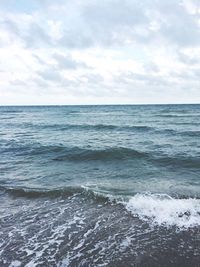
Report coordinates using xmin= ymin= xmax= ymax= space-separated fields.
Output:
xmin=0 ymin=105 xmax=200 ymax=266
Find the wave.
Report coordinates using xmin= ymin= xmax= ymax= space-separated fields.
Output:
xmin=27 ymin=146 xmax=200 ymax=168
xmin=155 ymin=128 xmax=200 ymax=137
xmin=2 ymin=138 xmax=200 ymax=170
xmin=155 ymin=114 xmax=199 ymax=118
xmin=0 ymin=186 xmax=80 ymax=198
xmin=171 ymin=122 xmax=200 ymax=126
xmin=0 ymin=110 xmax=23 ymax=114
xmin=44 ymin=124 xmax=199 ymax=137
xmin=52 ymin=147 xmax=148 ymax=161
xmin=5 ymin=123 xmax=154 ymax=132
xmin=1 ymin=142 xmax=148 ymax=161
xmin=125 ymin=193 xmax=200 ymax=228
xmin=0 ymin=185 xmax=109 ymax=202
xmin=180 ymin=130 xmax=200 ymax=137
xmin=2 ymin=185 xmax=200 ymax=228
xmin=71 ymin=124 xmax=153 ymax=132
xmin=2 ymin=142 xmax=199 ymax=167
xmin=3 ymin=121 xmax=199 ymax=138
xmin=154 ymin=155 xmax=200 ymax=169
xmin=76 ymin=124 xmax=153 ymax=131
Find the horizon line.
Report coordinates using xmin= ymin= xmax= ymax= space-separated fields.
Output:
xmin=0 ymin=103 xmax=200 ymax=107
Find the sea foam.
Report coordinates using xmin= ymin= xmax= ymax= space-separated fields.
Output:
xmin=126 ymin=193 xmax=200 ymax=228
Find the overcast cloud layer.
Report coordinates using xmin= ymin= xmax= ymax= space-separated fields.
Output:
xmin=0 ymin=0 xmax=200 ymax=104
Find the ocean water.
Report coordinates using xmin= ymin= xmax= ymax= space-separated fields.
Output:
xmin=0 ymin=104 xmax=200 ymax=267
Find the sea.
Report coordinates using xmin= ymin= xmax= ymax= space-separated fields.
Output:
xmin=0 ymin=104 xmax=200 ymax=267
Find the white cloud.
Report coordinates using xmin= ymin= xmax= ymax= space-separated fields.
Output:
xmin=0 ymin=0 xmax=200 ymax=104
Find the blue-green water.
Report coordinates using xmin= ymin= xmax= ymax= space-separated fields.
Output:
xmin=0 ymin=105 xmax=200 ymax=266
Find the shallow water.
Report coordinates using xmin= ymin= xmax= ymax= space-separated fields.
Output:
xmin=0 ymin=105 xmax=200 ymax=266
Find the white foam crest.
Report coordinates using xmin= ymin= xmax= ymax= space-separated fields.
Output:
xmin=9 ymin=261 xmax=21 ymax=267
xmin=126 ymin=193 xmax=200 ymax=228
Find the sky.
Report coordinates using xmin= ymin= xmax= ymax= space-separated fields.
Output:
xmin=0 ymin=0 xmax=200 ymax=105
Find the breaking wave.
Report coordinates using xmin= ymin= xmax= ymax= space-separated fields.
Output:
xmin=1 ymin=185 xmax=200 ymax=228
xmin=0 ymin=185 xmax=109 ymax=202
xmin=126 ymin=193 xmax=200 ymax=228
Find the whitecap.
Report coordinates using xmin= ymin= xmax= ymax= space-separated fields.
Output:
xmin=126 ymin=193 xmax=200 ymax=228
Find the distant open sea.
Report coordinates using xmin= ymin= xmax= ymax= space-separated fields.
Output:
xmin=0 ymin=104 xmax=200 ymax=267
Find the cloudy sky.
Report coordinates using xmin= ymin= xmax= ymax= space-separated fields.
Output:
xmin=0 ymin=0 xmax=200 ymax=105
